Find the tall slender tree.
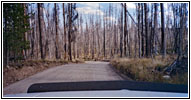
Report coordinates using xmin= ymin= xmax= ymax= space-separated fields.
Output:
xmin=141 ymin=4 xmax=144 ymax=57
xmin=160 ymin=3 xmax=166 ymax=58
xmin=123 ymin=3 xmax=127 ymax=56
xmin=54 ymin=3 xmax=60 ymax=59
xmin=120 ymin=5 xmax=123 ymax=57
xmin=37 ymin=3 xmax=45 ymax=59
xmin=68 ymin=3 xmax=72 ymax=61
xmin=103 ymin=11 xmax=106 ymax=57
xmin=144 ymin=3 xmax=149 ymax=57
xmin=63 ymin=3 xmax=67 ymax=59
xmin=153 ymin=3 xmax=158 ymax=56
xmin=137 ymin=3 xmax=141 ymax=58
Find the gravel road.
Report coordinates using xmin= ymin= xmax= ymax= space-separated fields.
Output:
xmin=3 ymin=61 xmax=123 ymax=95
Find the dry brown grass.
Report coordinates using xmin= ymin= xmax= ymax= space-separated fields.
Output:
xmin=71 ymin=59 xmax=85 ymax=63
xmin=110 ymin=55 xmax=187 ymax=85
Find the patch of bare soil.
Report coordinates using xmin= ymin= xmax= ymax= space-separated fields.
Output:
xmin=3 ymin=60 xmax=68 ymax=87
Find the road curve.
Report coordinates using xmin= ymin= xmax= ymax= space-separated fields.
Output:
xmin=3 ymin=61 xmax=123 ymax=95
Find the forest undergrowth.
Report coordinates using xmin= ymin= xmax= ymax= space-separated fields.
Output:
xmin=110 ymin=55 xmax=188 ymax=85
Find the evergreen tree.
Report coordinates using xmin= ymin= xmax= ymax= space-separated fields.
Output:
xmin=3 ymin=3 xmax=30 ymax=66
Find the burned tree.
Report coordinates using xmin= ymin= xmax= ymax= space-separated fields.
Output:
xmin=160 ymin=3 xmax=166 ymax=58
xmin=37 ymin=3 xmax=45 ymax=59
xmin=67 ymin=3 xmax=78 ymax=61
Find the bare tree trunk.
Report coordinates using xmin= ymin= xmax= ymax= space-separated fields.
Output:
xmin=73 ymin=42 xmax=76 ymax=59
xmin=127 ymin=16 xmax=130 ymax=57
xmin=68 ymin=3 xmax=72 ymax=61
xmin=153 ymin=3 xmax=158 ymax=56
xmin=124 ymin=3 xmax=127 ymax=57
xmin=54 ymin=3 xmax=60 ymax=59
xmin=150 ymin=4 xmax=154 ymax=59
xmin=103 ymin=14 xmax=106 ymax=58
xmin=141 ymin=4 xmax=144 ymax=57
xmin=63 ymin=3 xmax=67 ymax=59
xmin=92 ymin=16 xmax=95 ymax=59
xmin=160 ymin=3 xmax=166 ymax=58
xmin=178 ymin=4 xmax=186 ymax=59
xmin=37 ymin=3 xmax=44 ymax=59
xmin=144 ymin=3 xmax=149 ymax=57
xmin=137 ymin=3 xmax=141 ymax=58
xmin=127 ymin=26 xmax=130 ymax=57
xmin=23 ymin=3 xmax=28 ymax=59
xmin=96 ymin=19 xmax=100 ymax=58
xmin=114 ymin=24 xmax=117 ymax=55
xmin=120 ymin=5 xmax=123 ymax=58
xmin=30 ymin=4 xmax=35 ymax=58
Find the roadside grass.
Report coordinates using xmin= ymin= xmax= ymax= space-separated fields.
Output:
xmin=110 ymin=55 xmax=188 ymax=85
xmin=71 ymin=59 xmax=85 ymax=63
xmin=83 ymin=56 xmax=110 ymax=62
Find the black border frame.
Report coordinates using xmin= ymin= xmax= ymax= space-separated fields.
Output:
xmin=1 ymin=0 xmax=190 ymax=99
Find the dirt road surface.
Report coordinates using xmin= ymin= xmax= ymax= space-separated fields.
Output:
xmin=3 ymin=61 xmax=123 ymax=95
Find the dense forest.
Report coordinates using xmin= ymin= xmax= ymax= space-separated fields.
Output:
xmin=3 ymin=3 xmax=188 ymax=67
